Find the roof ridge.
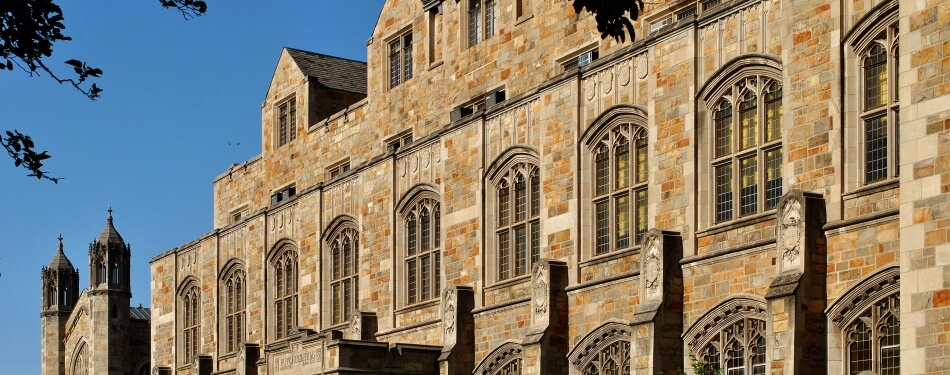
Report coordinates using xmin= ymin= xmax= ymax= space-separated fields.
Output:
xmin=284 ymin=46 xmax=368 ymax=64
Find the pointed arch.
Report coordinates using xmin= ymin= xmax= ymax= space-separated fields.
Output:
xmin=698 ymin=54 xmax=782 ymax=105
xmin=486 ymin=146 xmax=541 ymax=284
xmin=474 ymin=340 xmax=524 ymax=375
xmin=579 ymin=104 xmax=649 ymax=152
xmin=568 ymin=319 xmax=632 ymax=373
xmin=683 ymin=295 xmax=767 ymax=350
xmin=395 ymin=183 xmax=440 ymax=217
xmin=70 ymin=340 xmax=89 ymax=375
xmin=322 ymin=214 xmax=359 ymax=243
xmin=219 ymin=258 xmax=247 ymax=353
xmin=826 ymin=265 xmax=899 ymax=328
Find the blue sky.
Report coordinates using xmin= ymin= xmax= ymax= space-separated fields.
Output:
xmin=0 ymin=1 xmax=384 ymax=372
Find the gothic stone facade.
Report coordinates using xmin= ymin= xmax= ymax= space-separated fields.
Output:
xmin=41 ymin=212 xmax=151 ymax=375
xmin=150 ymin=0 xmax=950 ymax=374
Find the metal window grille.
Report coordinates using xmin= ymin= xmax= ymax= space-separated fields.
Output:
xmin=675 ymin=5 xmax=697 ymax=20
xmin=701 ymin=0 xmax=722 ymax=11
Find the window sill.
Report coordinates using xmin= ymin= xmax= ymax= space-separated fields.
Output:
xmin=515 ymin=14 xmax=534 ymax=26
xmin=395 ymin=299 xmax=440 ymax=314
xmin=842 ymin=179 xmax=899 ymax=200
xmin=428 ymin=60 xmax=444 ymax=71
xmin=485 ymin=274 xmax=531 ymax=291
xmin=579 ymin=246 xmax=640 ymax=268
xmin=697 ymin=210 xmax=776 ymax=237
xmin=218 ymin=351 xmax=237 ymax=361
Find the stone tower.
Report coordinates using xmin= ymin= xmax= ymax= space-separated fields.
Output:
xmin=40 ymin=235 xmax=80 ymax=375
xmin=87 ymin=208 xmax=132 ymax=375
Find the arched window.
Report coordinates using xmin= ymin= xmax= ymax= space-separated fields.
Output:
xmin=404 ymin=198 xmax=441 ymax=305
xmin=568 ymin=321 xmax=632 ymax=375
xmin=828 ymin=267 xmax=900 ymax=375
xmin=685 ymin=297 xmax=768 ymax=375
xmin=179 ymin=284 xmax=200 ymax=363
xmin=592 ymin=124 xmax=648 ymax=254
xmin=859 ymin=26 xmax=899 ymax=184
xmin=698 ymin=317 xmax=767 ymax=375
xmin=329 ymin=227 xmax=359 ymax=325
xmin=71 ymin=343 xmax=88 ymax=375
xmin=272 ymin=248 xmax=298 ymax=339
xmin=711 ymin=77 xmax=783 ymax=222
xmin=221 ymin=265 xmax=246 ymax=352
xmin=495 ymin=164 xmax=540 ymax=281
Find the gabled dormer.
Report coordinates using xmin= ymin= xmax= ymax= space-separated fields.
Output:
xmin=262 ymin=47 xmax=367 ymax=154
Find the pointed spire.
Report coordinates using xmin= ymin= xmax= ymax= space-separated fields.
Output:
xmin=47 ymin=234 xmax=75 ymax=270
xmin=96 ymin=206 xmax=125 ymax=245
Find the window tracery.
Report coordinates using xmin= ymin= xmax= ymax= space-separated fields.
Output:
xmin=329 ymin=226 xmax=359 ymax=324
xmin=179 ymin=284 xmax=200 ymax=363
xmin=495 ymin=163 xmax=540 ymax=281
xmin=222 ymin=266 xmax=245 ymax=352
xmin=591 ymin=124 xmax=648 ymax=254
xmin=857 ymin=26 xmax=899 ymax=184
xmin=272 ymin=246 xmax=298 ymax=339
xmin=711 ymin=76 xmax=783 ymax=222
xmin=404 ymin=197 xmax=441 ymax=305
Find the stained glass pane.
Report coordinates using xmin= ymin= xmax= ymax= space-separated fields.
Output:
xmin=865 ymin=115 xmax=888 ymax=183
xmin=739 ymin=92 xmax=757 ymax=150
xmin=765 ymin=149 xmax=782 ymax=209
xmin=765 ymin=86 xmax=782 ymax=142
xmin=595 ymin=147 xmax=610 ymax=195
xmin=616 ymin=137 xmax=630 ymax=189
xmin=848 ymin=319 xmax=872 ymax=374
xmin=615 ymin=195 xmax=630 ymax=249
xmin=740 ymin=156 xmax=758 ymax=216
xmin=407 ymin=260 xmax=417 ymax=304
xmin=498 ymin=231 xmax=510 ymax=280
xmin=636 ymin=136 xmax=648 ymax=184
xmin=595 ymin=201 xmax=610 ymax=254
xmin=715 ymin=164 xmax=734 ymax=222
xmin=715 ymin=102 xmax=733 ymax=158
xmin=515 ymin=226 xmax=527 ymax=276
xmin=864 ymin=44 xmax=888 ymax=110
xmin=635 ymin=189 xmax=648 ymax=244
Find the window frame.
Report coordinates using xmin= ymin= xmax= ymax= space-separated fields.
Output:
xmin=219 ymin=264 xmax=246 ymax=354
xmin=269 ymin=244 xmax=298 ymax=341
xmin=709 ymin=76 xmax=784 ymax=224
xmin=178 ymin=283 xmax=200 ymax=364
xmin=485 ymin=149 xmax=541 ymax=286
xmin=494 ymin=163 xmax=541 ymax=282
xmin=388 ymin=28 xmax=413 ymax=89
xmin=467 ymin=0 xmax=496 ymax=47
xmin=401 ymin=196 xmax=441 ymax=306
xmin=276 ymin=97 xmax=297 ymax=147
xmin=591 ymin=124 xmax=649 ymax=256
xmin=857 ymin=26 xmax=899 ymax=185
xmin=326 ymin=224 xmax=359 ymax=326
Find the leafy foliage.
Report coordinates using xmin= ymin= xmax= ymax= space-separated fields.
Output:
xmin=2 ymin=130 xmax=58 ymax=183
xmin=0 ymin=0 xmax=207 ymax=182
xmin=570 ymin=0 xmax=645 ymax=42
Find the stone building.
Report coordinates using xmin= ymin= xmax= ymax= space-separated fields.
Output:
xmin=41 ymin=209 xmax=151 ymax=375
xmin=149 ymin=0 xmax=949 ymax=374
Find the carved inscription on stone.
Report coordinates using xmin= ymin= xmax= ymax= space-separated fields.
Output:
xmin=269 ymin=343 xmax=322 ymax=375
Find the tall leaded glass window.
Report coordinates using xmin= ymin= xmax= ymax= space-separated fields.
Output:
xmin=273 ymin=249 xmax=297 ymax=339
xmin=389 ymin=31 xmax=413 ymax=88
xmin=223 ymin=268 xmax=245 ymax=352
xmin=330 ymin=227 xmax=359 ymax=325
xmin=698 ymin=318 xmax=766 ymax=375
xmin=496 ymin=164 xmax=541 ymax=280
xmin=860 ymin=26 xmax=899 ymax=184
xmin=468 ymin=0 xmax=495 ymax=46
xmin=582 ymin=340 xmax=630 ymax=375
xmin=180 ymin=285 xmax=200 ymax=363
xmin=405 ymin=198 xmax=441 ymax=305
xmin=592 ymin=125 xmax=648 ymax=255
xmin=277 ymin=99 xmax=296 ymax=147
xmin=845 ymin=294 xmax=900 ymax=375
xmin=712 ymin=77 xmax=783 ymax=223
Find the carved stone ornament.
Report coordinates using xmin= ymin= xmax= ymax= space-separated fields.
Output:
xmin=443 ymin=288 xmax=457 ymax=336
xmin=152 ymin=367 xmax=160 ymax=375
xmin=236 ymin=345 xmax=246 ymax=375
xmin=636 ymin=55 xmax=648 ymax=79
xmin=618 ymin=59 xmax=631 ymax=86
xmin=350 ymin=312 xmax=362 ymax=338
xmin=533 ymin=264 xmax=548 ymax=317
xmin=780 ymin=199 xmax=803 ymax=263
xmin=601 ymin=71 xmax=613 ymax=94
xmin=643 ymin=239 xmax=661 ymax=298
xmin=584 ymin=79 xmax=596 ymax=101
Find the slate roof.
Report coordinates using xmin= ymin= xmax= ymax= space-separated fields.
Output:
xmin=47 ymin=236 xmax=75 ymax=270
xmin=130 ymin=306 xmax=151 ymax=321
xmin=96 ymin=208 xmax=125 ymax=245
xmin=285 ymin=47 xmax=368 ymax=94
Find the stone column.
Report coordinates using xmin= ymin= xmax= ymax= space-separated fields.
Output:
xmin=522 ymin=260 xmax=569 ymax=375
xmin=439 ymin=285 xmax=475 ymax=375
xmin=631 ymin=229 xmax=683 ymax=375
xmin=764 ymin=190 xmax=827 ymax=374
xmin=237 ymin=342 xmax=259 ymax=375
xmin=347 ymin=311 xmax=378 ymax=341
xmin=194 ymin=355 xmax=213 ymax=375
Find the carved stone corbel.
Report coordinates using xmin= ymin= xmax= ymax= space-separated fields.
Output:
xmin=523 ymin=260 xmax=568 ymax=375
xmin=439 ymin=285 xmax=474 ymax=375
xmin=631 ymin=229 xmax=683 ymax=375
xmin=347 ymin=310 xmax=378 ymax=341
